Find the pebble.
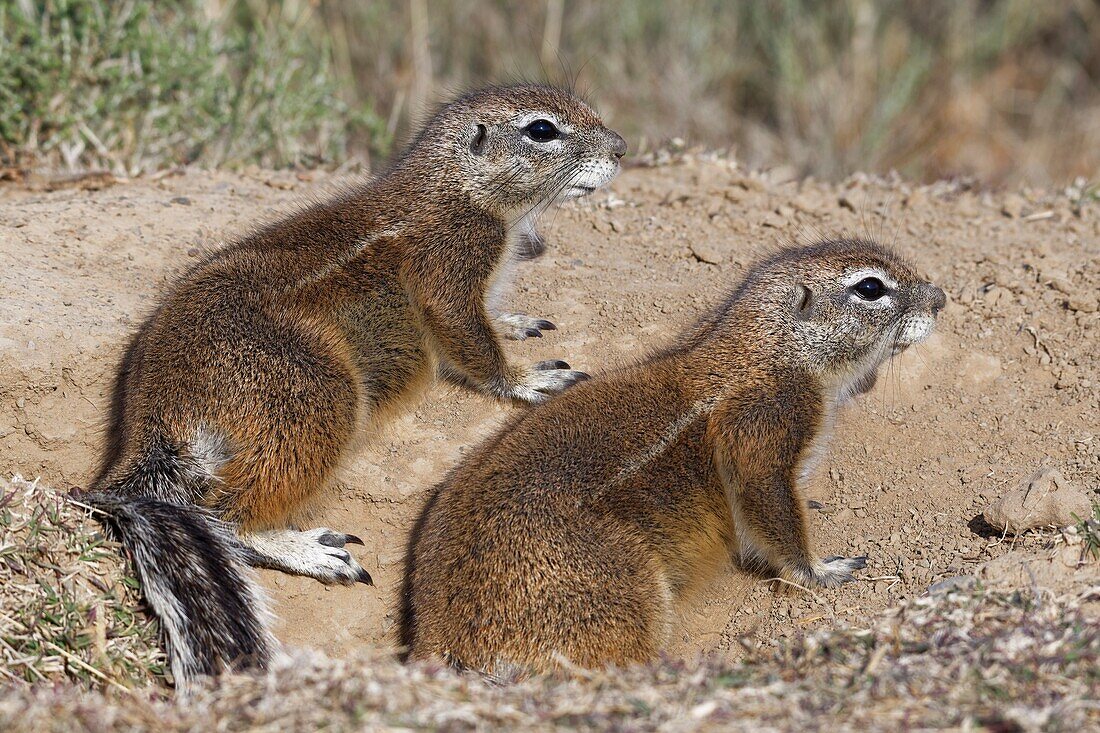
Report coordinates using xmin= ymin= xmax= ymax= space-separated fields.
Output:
xmin=1068 ymin=293 xmax=1098 ymax=313
xmin=688 ymin=241 xmax=725 ymax=265
xmin=1001 ymin=194 xmax=1026 ymax=218
xmin=927 ymin=575 xmax=977 ymax=595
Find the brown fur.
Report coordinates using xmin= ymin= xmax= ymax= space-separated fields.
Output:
xmin=95 ymin=84 xmax=625 ymax=549
xmin=401 ymin=239 xmax=946 ymax=675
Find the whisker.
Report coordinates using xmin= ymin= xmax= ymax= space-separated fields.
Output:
xmin=508 ymin=163 xmax=580 ymax=229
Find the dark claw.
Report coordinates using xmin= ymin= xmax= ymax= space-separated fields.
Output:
xmin=572 ymin=371 xmax=591 ymax=382
xmin=318 ymin=532 xmax=344 ymax=548
xmin=807 ymin=500 xmax=824 ymax=510
xmin=535 ymin=359 xmax=570 ymax=371
xmin=525 ymin=328 xmax=543 ymax=338
xmin=850 ymin=556 xmax=868 ymax=569
xmin=535 ymin=320 xmax=557 ymax=331
xmin=344 ymin=533 xmax=365 ymax=546
xmin=357 ymin=569 xmax=374 ymax=586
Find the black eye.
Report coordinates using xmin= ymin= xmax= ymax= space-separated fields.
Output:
xmin=852 ymin=277 xmax=887 ymax=301
xmin=524 ymin=119 xmax=559 ymax=142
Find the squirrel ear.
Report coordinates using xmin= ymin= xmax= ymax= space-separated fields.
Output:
xmin=793 ymin=284 xmax=814 ymax=319
xmin=470 ymin=124 xmax=488 ymax=155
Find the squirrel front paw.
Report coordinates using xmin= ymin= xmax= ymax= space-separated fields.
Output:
xmin=504 ymin=360 xmax=589 ymax=403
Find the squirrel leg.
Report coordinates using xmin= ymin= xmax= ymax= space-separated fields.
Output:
xmin=417 ymin=291 xmax=585 ymax=403
xmin=711 ymin=397 xmax=866 ymax=589
xmin=724 ymin=472 xmax=866 ymax=588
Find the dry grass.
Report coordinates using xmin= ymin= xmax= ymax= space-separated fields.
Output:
xmin=5 ymin=1 xmax=1100 ymax=184
xmin=0 ymin=475 xmax=163 ymax=690
xmin=0 ymin=477 xmax=1095 ymax=733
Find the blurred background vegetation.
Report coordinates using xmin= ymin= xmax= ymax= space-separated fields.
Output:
xmin=2 ymin=0 xmax=1098 ymax=184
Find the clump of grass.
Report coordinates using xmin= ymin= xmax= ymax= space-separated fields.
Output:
xmin=1066 ymin=177 xmax=1100 ymax=216
xmin=1071 ymin=502 xmax=1100 ymax=561
xmin=0 ymin=0 xmax=380 ymax=175
xmin=0 ymin=475 xmax=163 ymax=689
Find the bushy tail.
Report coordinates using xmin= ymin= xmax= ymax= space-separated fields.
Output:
xmin=85 ymin=492 xmax=277 ymax=686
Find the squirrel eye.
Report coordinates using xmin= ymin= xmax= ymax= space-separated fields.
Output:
xmin=852 ymin=277 xmax=887 ymax=301
xmin=524 ymin=119 xmax=559 ymax=142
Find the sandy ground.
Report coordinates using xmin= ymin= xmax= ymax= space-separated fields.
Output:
xmin=1 ymin=159 xmax=1097 ymax=663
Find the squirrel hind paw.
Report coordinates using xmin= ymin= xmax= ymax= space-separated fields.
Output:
xmin=301 ymin=528 xmax=374 ymax=585
xmin=245 ymin=527 xmax=374 ymax=586
xmin=806 ymin=555 xmax=868 ymax=588
xmin=523 ymin=365 xmax=589 ymax=391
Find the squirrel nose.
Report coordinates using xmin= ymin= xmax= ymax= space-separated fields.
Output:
xmin=608 ymin=131 xmax=627 ymax=159
xmin=928 ymin=285 xmax=946 ymax=315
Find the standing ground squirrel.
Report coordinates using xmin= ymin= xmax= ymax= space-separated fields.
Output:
xmin=402 ymin=239 xmax=946 ymax=676
xmin=84 ymin=85 xmax=626 ymax=684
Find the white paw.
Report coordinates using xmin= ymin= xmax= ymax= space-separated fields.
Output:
xmin=244 ymin=528 xmax=373 ymax=586
xmin=298 ymin=528 xmax=373 ymax=586
xmin=806 ymin=555 xmax=867 ymax=588
xmin=495 ymin=313 xmax=557 ymax=341
xmin=508 ymin=360 xmax=589 ymax=403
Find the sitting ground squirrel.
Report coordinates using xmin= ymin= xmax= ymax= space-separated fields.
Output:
xmin=402 ymin=239 xmax=946 ymax=676
xmin=85 ymin=84 xmax=626 ymax=684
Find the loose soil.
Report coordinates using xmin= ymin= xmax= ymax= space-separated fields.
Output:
xmin=1 ymin=159 xmax=1097 ymax=666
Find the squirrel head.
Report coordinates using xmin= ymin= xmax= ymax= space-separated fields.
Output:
xmin=729 ymin=240 xmax=946 ymax=398
xmin=413 ymin=85 xmax=626 ymax=220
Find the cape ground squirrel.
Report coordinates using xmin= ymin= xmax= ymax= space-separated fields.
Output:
xmin=402 ymin=239 xmax=945 ymax=675
xmin=85 ymin=85 xmax=626 ymax=683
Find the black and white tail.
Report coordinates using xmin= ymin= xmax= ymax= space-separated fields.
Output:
xmin=85 ymin=491 xmax=277 ymax=686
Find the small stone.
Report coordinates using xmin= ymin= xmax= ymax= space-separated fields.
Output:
xmin=1050 ymin=277 xmax=1074 ymax=295
xmin=1001 ymin=194 xmax=1026 ymax=218
xmin=958 ymin=352 xmax=1002 ymax=386
xmin=927 ymin=575 xmax=976 ymax=595
xmin=688 ymin=241 xmax=725 ymax=265
xmin=170 ymin=196 xmax=192 ymax=206
xmin=1055 ymin=366 xmax=1079 ymax=390
xmin=1067 ymin=293 xmax=1098 ymax=313
xmin=983 ymin=467 xmax=1093 ymax=534
xmin=791 ymin=195 xmax=820 ymax=214
xmin=984 ymin=286 xmax=1009 ymax=307
xmin=903 ymin=189 xmax=929 ymax=208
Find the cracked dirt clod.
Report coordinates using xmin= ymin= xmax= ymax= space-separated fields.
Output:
xmin=983 ymin=467 xmax=1094 ymax=534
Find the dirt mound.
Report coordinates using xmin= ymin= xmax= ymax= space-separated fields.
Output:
xmin=1 ymin=158 xmax=1097 ymax=669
